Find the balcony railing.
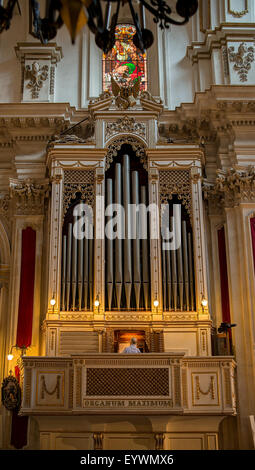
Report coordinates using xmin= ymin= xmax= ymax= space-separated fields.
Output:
xmin=20 ymin=354 xmax=237 ymax=416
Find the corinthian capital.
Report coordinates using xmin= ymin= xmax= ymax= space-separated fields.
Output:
xmin=9 ymin=178 xmax=49 ymax=215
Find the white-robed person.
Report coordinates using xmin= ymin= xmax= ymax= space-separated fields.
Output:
xmin=122 ymin=337 xmax=141 ymax=354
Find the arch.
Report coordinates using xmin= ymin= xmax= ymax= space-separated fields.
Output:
xmin=105 ymin=134 xmax=147 ymax=171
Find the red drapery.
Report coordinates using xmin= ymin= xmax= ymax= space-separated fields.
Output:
xmin=11 ymin=227 xmax=36 ymax=449
xmin=250 ymin=217 xmax=255 ymax=270
xmin=16 ymin=227 xmax=36 ymax=348
xmin=10 ymin=366 xmax=28 ymax=449
xmin=217 ymin=227 xmax=231 ymax=323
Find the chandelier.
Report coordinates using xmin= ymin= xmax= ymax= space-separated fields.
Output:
xmin=0 ymin=0 xmax=198 ymax=53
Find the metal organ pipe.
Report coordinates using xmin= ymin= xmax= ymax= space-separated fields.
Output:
xmin=83 ymin=223 xmax=89 ymax=310
xmin=106 ymin=178 xmax=113 ymax=309
xmin=132 ymin=171 xmax=141 ymax=309
xmin=141 ymin=185 xmax=149 ymax=310
xmin=72 ymin=215 xmax=78 ymax=310
xmin=170 ymin=216 xmax=178 ymax=311
xmin=123 ymin=155 xmax=132 ymax=309
xmin=182 ymin=221 xmax=190 ymax=311
xmin=66 ymin=223 xmax=72 ymax=311
xmin=88 ymin=235 xmax=93 ymax=310
xmin=176 ymin=219 xmax=184 ymax=311
xmin=188 ymin=232 xmax=195 ymax=311
xmin=61 ymin=235 xmax=67 ymax=310
xmin=115 ymin=163 xmax=123 ymax=310
xmin=161 ymin=203 xmax=195 ymax=312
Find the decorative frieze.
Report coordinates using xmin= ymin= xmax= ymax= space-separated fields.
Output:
xmin=105 ymin=115 xmax=146 ymax=141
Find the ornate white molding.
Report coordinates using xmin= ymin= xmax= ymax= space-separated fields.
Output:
xmin=15 ymin=42 xmax=63 ymax=103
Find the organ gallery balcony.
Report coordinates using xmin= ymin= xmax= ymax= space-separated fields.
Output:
xmin=20 ymin=354 xmax=237 ymax=416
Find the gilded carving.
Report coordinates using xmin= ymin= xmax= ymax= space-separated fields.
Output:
xmin=63 ymin=169 xmax=95 ymax=217
xmin=228 ymin=0 xmax=248 ymax=18
xmin=195 ymin=375 xmax=215 ymax=400
xmin=93 ymin=433 xmax=103 ymax=450
xmin=105 ymin=136 xmax=147 ymax=171
xmin=40 ymin=374 xmax=61 ymax=400
xmin=155 ymin=433 xmax=165 ymax=451
xmin=159 ymin=169 xmax=192 ymax=216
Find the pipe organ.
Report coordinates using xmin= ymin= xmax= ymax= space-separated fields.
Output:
xmin=105 ymin=152 xmax=151 ymax=310
xmin=161 ymin=201 xmax=195 ymax=312
xmin=61 ymin=205 xmax=94 ymax=311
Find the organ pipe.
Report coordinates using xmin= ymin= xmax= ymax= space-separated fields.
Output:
xmin=61 ymin=206 xmax=94 ymax=311
xmin=141 ymin=185 xmax=150 ymax=310
xmin=115 ymin=163 xmax=123 ymax=310
xmin=88 ymin=236 xmax=93 ymax=310
xmin=188 ymin=232 xmax=195 ymax=311
xmin=161 ymin=203 xmax=195 ymax=312
xmin=132 ymin=171 xmax=141 ymax=308
xmin=170 ymin=217 xmax=178 ymax=311
xmin=66 ymin=223 xmax=72 ymax=310
xmin=61 ymin=235 xmax=67 ymax=310
xmin=123 ymin=155 xmax=132 ymax=308
xmin=182 ymin=221 xmax=190 ymax=311
xmin=176 ymin=220 xmax=184 ymax=311
xmin=78 ymin=234 xmax=83 ymax=311
xmin=72 ymin=215 xmax=78 ymax=310
xmin=106 ymin=178 xmax=113 ymax=309
xmin=83 ymin=226 xmax=89 ymax=310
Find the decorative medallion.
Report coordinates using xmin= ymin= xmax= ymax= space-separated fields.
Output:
xmin=1 ymin=374 xmax=22 ymax=411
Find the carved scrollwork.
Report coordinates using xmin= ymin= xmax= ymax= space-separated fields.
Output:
xmin=25 ymin=62 xmax=49 ymax=99
xmin=159 ymin=170 xmax=192 ymax=216
xmin=63 ymin=169 xmax=95 ymax=217
xmin=228 ymin=42 xmax=255 ymax=82
xmin=105 ymin=136 xmax=147 ymax=171
xmin=105 ymin=115 xmax=146 ymax=141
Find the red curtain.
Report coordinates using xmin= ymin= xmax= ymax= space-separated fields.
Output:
xmin=250 ymin=217 xmax=255 ymax=270
xmin=16 ymin=227 xmax=36 ymax=348
xmin=217 ymin=227 xmax=231 ymax=323
xmin=10 ymin=367 xmax=28 ymax=449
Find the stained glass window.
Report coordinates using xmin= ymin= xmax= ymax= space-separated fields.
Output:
xmin=102 ymin=24 xmax=147 ymax=92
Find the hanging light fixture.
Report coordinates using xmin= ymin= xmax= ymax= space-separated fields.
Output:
xmin=1 ymin=1 xmax=198 ymax=52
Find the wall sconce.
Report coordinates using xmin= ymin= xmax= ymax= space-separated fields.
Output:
xmin=201 ymin=296 xmax=208 ymax=312
xmin=50 ymin=297 xmax=56 ymax=312
xmin=153 ymin=300 xmax=159 ymax=308
xmin=94 ymin=298 xmax=100 ymax=310
xmin=7 ymin=345 xmax=16 ymax=361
